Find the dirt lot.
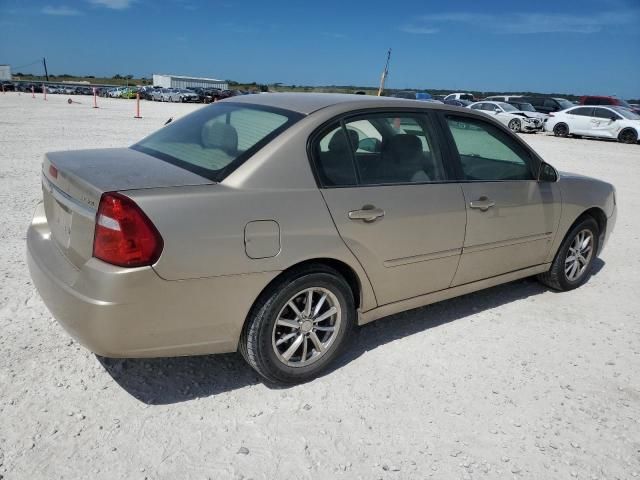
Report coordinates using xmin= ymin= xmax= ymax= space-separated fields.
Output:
xmin=0 ymin=92 xmax=638 ymax=480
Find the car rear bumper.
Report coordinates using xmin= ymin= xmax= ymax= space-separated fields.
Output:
xmin=27 ymin=202 xmax=279 ymax=358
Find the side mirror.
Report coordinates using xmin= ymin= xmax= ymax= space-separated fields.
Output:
xmin=610 ymin=117 xmax=617 ymax=122
xmin=494 ymin=109 xmax=500 ymax=114
xmin=538 ymin=162 xmax=558 ymax=182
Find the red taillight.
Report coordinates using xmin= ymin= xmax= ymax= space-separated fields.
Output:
xmin=93 ymin=192 xmax=163 ymax=267
xmin=49 ymin=164 xmax=58 ymax=179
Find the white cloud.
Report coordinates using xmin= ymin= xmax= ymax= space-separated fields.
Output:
xmin=89 ymin=0 xmax=135 ymax=10
xmin=400 ymin=25 xmax=439 ymax=34
xmin=403 ymin=11 xmax=637 ymax=35
xmin=41 ymin=5 xmax=82 ymax=16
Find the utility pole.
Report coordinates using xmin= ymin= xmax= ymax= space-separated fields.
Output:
xmin=377 ymin=48 xmax=391 ymax=97
xmin=43 ymin=57 xmax=49 ymax=82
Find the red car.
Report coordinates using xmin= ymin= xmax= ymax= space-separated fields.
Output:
xmin=579 ymin=96 xmax=640 ymax=115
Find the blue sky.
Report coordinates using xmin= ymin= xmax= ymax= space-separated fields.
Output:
xmin=1 ymin=0 xmax=639 ymax=98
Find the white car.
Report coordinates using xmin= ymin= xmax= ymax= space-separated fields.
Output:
xmin=545 ymin=105 xmax=640 ymax=144
xmin=468 ymin=101 xmax=544 ymax=133
xmin=107 ymin=87 xmax=125 ymax=98
xmin=444 ymin=92 xmax=475 ymax=102
xmin=484 ymin=95 xmax=524 ymax=102
xmin=167 ymin=88 xmax=199 ymax=103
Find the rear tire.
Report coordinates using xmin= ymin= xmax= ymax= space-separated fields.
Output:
xmin=240 ymin=265 xmax=355 ymax=384
xmin=537 ymin=217 xmax=599 ymax=291
xmin=553 ymin=123 xmax=569 ymax=137
xmin=618 ymin=128 xmax=638 ymax=144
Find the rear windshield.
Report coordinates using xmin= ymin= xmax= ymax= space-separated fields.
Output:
xmin=613 ymin=107 xmax=640 ymax=120
xmin=133 ymin=102 xmax=302 ymax=181
xmin=556 ymin=99 xmax=574 ymax=110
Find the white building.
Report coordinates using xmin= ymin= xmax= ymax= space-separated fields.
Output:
xmin=153 ymin=74 xmax=228 ymax=90
xmin=0 ymin=65 xmax=11 ymax=81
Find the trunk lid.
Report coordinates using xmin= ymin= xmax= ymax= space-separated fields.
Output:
xmin=42 ymin=147 xmax=214 ymax=267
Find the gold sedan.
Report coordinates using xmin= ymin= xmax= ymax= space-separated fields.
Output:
xmin=27 ymin=94 xmax=616 ymax=383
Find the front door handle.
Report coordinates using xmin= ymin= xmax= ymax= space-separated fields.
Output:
xmin=469 ymin=196 xmax=495 ymax=212
xmin=348 ymin=205 xmax=385 ymax=223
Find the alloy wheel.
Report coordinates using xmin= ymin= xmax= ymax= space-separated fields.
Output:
xmin=554 ymin=124 xmax=568 ymax=137
xmin=272 ymin=287 xmax=342 ymax=367
xmin=619 ymin=129 xmax=638 ymax=144
xmin=564 ymin=229 xmax=594 ymax=282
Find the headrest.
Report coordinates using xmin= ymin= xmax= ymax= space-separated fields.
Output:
xmin=201 ymin=121 xmax=238 ymax=154
xmin=328 ymin=129 xmax=359 ymax=153
xmin=383 ymin=134 xmax=422 ymax=161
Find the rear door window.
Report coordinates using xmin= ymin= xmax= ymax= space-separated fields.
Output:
xmin=593 ymin=108 xmax=621 ymax=120
xmin=570 ymin=107 xmax=594 ymax=117
xmin=312 ymin=113 xmax=448 ymax=187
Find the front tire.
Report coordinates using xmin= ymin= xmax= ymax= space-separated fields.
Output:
xmin=240 ymin=265 xmax=355 ymax=384
xmin=508 ymin=119 xmax=521 ymax=133
xmin=537 ymin=217 xmax=599 ymax=291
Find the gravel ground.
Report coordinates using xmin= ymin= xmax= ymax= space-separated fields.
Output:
xmin=1 ymin=92 xmax=639 ymax=480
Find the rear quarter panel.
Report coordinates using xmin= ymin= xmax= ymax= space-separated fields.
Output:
xmin=128 ymin=184 xmax=377 ymax=312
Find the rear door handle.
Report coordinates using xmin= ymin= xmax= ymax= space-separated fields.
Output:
xmin=469 ymin=196 xmax=495 ymax=212
xmin=348 ymin=205 xmax=385 ymax=222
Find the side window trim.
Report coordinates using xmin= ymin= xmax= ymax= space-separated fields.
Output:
xmin=435 ymin=111 xmax=540 ymax=182
xmin=338 ymin=119 xmax=362 ymax=184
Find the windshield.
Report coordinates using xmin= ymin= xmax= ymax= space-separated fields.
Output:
xmin=499 ymin=102 xmax=518 ymax=112
xmin=514 ymin=102 xmax=535 ymax=112
xmin=612 ymin=107 xmax=640 ymax=120
xmin=133 ymin=103 xmax=303 ymax=181
xmin=557 ymin=99 xmax=574 ymax=110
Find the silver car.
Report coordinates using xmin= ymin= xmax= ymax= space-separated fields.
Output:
xmin=469 ymin=101 xmax=544 ymax=132
xmin=168 ymin=88 xmax=199 ymax=103
xmin=27 ymin=94 xmax=616 ymax=383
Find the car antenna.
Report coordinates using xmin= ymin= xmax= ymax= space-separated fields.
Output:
xmin=164 ymin=117 xmax=173 ymax=125
xmin=377 ymin=48 xmax=392 ymax=97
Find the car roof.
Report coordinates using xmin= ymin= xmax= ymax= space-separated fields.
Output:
xmin=224 ymin=92 xmax=463 ymax=115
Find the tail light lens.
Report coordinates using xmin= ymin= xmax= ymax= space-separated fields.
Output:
xmin=93 ymin=192 xmax=163 ymax=267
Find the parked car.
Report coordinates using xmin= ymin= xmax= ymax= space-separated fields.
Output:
xmin=138 ymin=86 xmax=159 ymax=100
xmin=151 ymin=88 xmax=166 ymax=101
xmin=444 ymin=99 xmax=472 ymax=107
xmin=484 ymin=95 xmax=524 ymax=102
xmin=107 ymin=87 xmax=125 ymax=98
xmin=389 ymin=91 xmax=441 ymax=103
xmin=468 ymin=101 xmax=544 ymax=132
xmin=504 ymin=100 xmax=549 ymax=121
xmin=27 ymin=94 xmax=616 ymax=384
xmin=545 ymin=105 xmax=639 ymax=144
xmin=119 ymin=87 xmax=138 ymax=99
xmin=168 ymin=88 xmax=199 ymax=103
xmin=75 ymin=86 xmax=93 ymax=95
xmin=1 ymin=81 xmax=16 ymax=91
xmin=444 ymin=92 xmax=475 ymax=102
xmin=579 ymin=95 xmax=640 ymax=115
xmin=194 ymin=87 xmax=222 ymax=103
xmin=518 ymin=96 xmax=574 ymax=114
